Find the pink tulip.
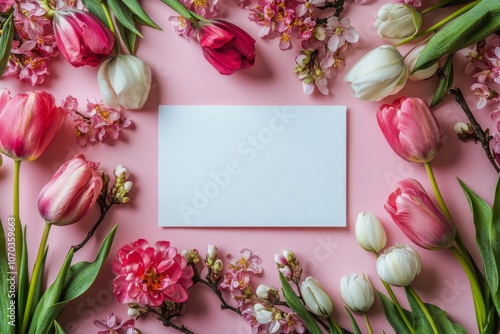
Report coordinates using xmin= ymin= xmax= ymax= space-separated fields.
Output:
xmin=53 ymin=9 xmax=115 ymax=67
xmin=0 ymin=89 xmax=64 ymax=161
xmin=38 ymin=154 xmax=103 ymax=226
xmin=385 ymin=178 xmax=456 ymax=250
xmin=377 ymin=96 xmax=444 ymax=163
xmin=197 ymin=19 xmax=256 ymax=75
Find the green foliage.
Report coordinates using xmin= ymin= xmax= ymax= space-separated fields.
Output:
xmin=414 ymin=0 xmax=500 ymax=71
xmin=0 ymin=13 xmax=14 ymax=77
xmin=28 ymin=225 xmax=117 ymax=334
xmin=430 ymin=53 xmax=454 ymax=108
xmin=460 ymin=178 xmax=500 ymax=318
xmin=405 ymin=287 xmax=467 ymax=334
xmin=377 ymin=291 xmax=413 ymax=334
xmin=0 ymin=219 xmax=15 ymax=334
xmin=344 ymin=307 xmax=362 ymax=334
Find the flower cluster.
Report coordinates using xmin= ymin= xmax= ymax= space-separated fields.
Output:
xmin=3 ymin=1 xmax=69 ymax=85
xmin=63 ymin=96 xmax=131 ymax=146
xmin=246 ymin=0 xmax=359 ymax=95
xmin=94 ymin=313 xmax=141 ymax=334
xmin=0 ymin=88 xmax=132 ymax=334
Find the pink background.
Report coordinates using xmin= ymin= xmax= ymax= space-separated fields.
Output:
xmin=0 ymin=0 xmax=496 ymax=333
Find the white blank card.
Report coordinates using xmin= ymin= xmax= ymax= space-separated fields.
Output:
xmin=158 ymin=105 xmax=346 ymax=227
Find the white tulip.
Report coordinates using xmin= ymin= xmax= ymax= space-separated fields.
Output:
xmin=340 ymin=273 xmax=375 ymax=313
xmin=355 ymin=212 xmax=387 ymax=252
xmin=98 ymin=54 xmax=152 ymax=110
xmin=405 ymin=44 xmax=438 ymax=81
xmin=375 ymin=3 xmax=422 ymax=41
xmin=344 ymin=45 xmax=408 ymax=101
xmin=300 ymin=276 xmax=334 ymax=317
xmin=376 ymin=243 xmax=422 ymax=287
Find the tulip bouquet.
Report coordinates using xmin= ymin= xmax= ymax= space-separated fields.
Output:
xmin=0 ymin=89 xmax=134 ymax=334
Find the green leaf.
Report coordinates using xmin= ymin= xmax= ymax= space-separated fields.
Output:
xmin=414 ymin=0 xmax=500 ymax=71
xmin=122 ymin=0 xmax=162 ymax=30
xmin=344 ymin=307 xmax=362 ymax=334
xmin=82 ymin=0 xmax=109 ymax=29
xmin=0 ymin=13 xmax=14 ymax=77
xmin=17 ymin=225 xmax=29 ymax=328
xmin=377 ymin=291 xmax=413 ymax=334
xmin=108 ymin=0 xmax=143 ymax=37
xmin=485 ymin=176 xmax=500 ymax=315
xmin=116 ymin=20 xmax=137 ymax=55
xmin=54 ymin=320 xmax=67 ymax=334
xmin=405 ymin=288 xmax=468 ymax=334
xmin=160 ymin=0 xmax=196 ymax=21
xmin=459 ymin=178 xmax=500 ymax=317
xmin=430 ymin=53 xmax=454 ymax=108
xmin=0 ymin=219 xmax=15 ymax=334
xmin=279 ymin=272 xmax=323 ymax=334
xmin=29 ymin=225 xmax=117 ymax=334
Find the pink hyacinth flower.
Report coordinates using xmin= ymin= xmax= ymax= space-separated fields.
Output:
xmin=53 ymin=9 xmax=114 ymax=67
xmin=385 ymin=178 xmax=456 ymax=250
xmin=0 ymin=89 xmax=64 ymax=161
xmin=112 ymin=239 xmax=194 ymax=307
xmin=38 ymin=154 xmax=103 ymax=226
xmin=197 ymin=19 xmax=256 ymax=75
xmin=377 ymin=96 xmax=444 ymax=163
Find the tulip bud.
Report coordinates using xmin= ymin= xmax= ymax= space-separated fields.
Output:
xmin=340 ymin=273 xmax=375 ymax=313
xmin=300 ymin=276 xmax=334 ymax=317
xmin=344 ymin=45 xmax=408 ymax=101
xmin=355 ymin=212 xmax=387 ymax=252
xmin=375 ymin=4 xmax=422 ymax=41
xmin=53 ymin=9 xmax=114 ymax=67
xmin=386 ymin=178 xmax=456 ymax=250
xmin=38 ymin=154 xmax=103 ymax=226
xmin=376 ymin=243 xmax=421 ymax=287
xmin=0 ymin=89 xmax=64 ymax=161
xmin=196 ymin=19 xmax=256 ymax=75
xmin=405 ymin=45 xmax=438 ymax=81
xmin=377 ymin=97 xmax=444 ymax=163
xmin=98 ymin=54 xmax=152 ymax=110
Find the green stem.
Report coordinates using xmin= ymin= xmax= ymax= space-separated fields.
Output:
xmin=364 ymin=312 xmax=374 ymax=334
xmin=395 ymin=0 xmax=481 ymax=46
xmin=382 ymin=281 xmax=414 ymax=333
xmin=450 ymin=245 xmax=486 ymax=332
xmin=424 ymin=162 xmax=478 ymax=277
xmin=13 ymin=160 xmax=21 ymax=271
xmin=327 ymin=316 xmax=343 ymax=334
xmin=407 ymin=286 xmax=439 ymax=334
xmin=420 ymin=0 xmax=456 ymax=15
xmin=19 ymin=223 xmax=51 ymax=334
xmin=424 ymin=162 xmax=453 ymax=221
xmin=99 ymin=0 xmax=120 ymax=54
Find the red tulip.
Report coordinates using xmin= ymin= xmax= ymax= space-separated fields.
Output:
xmin=385 ymin=178 xmax=456 ymax=250
xmin=377 ymin=97 xmax=444 ymax=163
xmin=0 ymin=89 xmax=64 ymax=161
xmin=38 ymin=154 xmax=103 ymax=226
xmin=197 ymin=19 xmax=256 ymax=75
xmin=53 ymin=9 xmax=115 ymax=67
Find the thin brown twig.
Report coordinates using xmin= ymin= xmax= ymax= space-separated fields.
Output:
xmin=448 ymin=87 xmax=500 ymax=173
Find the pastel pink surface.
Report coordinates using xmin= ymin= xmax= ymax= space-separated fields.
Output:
xmin=0 ymin=1 xmax=494 ymax=333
